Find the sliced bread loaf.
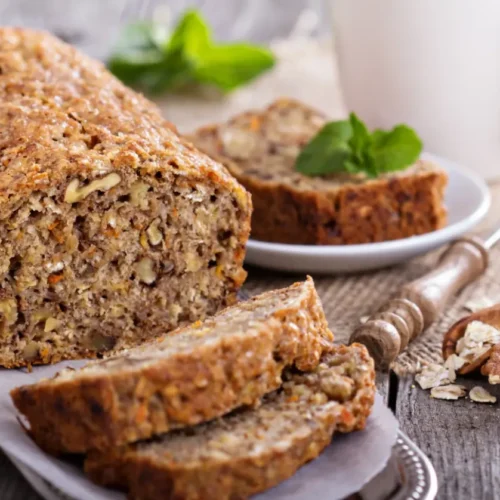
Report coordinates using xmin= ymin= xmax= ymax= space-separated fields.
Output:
xmin=11 ymin=278 xmax=333 ymax=454
xmin=189 ymin=98 xmax=448 ymax=245
xmin=85 ymin=343 xmax=375 ymax=500
xmin=0 ymin=28 xmax=251 ymax=368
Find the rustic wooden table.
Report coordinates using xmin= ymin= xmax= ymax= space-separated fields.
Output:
xmin=1 ymin=1 xmax=499 ymax=499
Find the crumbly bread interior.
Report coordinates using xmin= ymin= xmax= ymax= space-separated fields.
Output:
xmin=11 ymin=279 xmax=333 ymax=454
xmin=85 ymin=344 xmax=375 ymax=500
xmin=126 ymin=345 xmax=373 ymax=461
xmin=0 ymin=174 xmax=247 ymax=368
xmin=37 ymin=277 xmax=332 ymax=383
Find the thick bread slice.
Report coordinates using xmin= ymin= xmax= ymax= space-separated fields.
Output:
xmin=0 ymin=28 xmax=251 ymax=368
xmin=85 ymin=344 xmax=375 ymax=500
xmin=11 ymin=278 xmax=333 ymax=454
xmin=189 ymin=98 xmax=448 ymax=245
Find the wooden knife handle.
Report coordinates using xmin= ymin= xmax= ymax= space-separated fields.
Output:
xmin=350 ymin=237 xmax=489 ymax=369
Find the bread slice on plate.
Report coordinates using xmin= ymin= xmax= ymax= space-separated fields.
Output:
xmin=189 ymin=98 xmax=448 ymax=245
xmin=0 ymin=27 xmax=251 ymax=368
xmin=11 ymin=278 xmax=333 ymax=454
xmin=85 ymin=344 xmax=375 ymax=500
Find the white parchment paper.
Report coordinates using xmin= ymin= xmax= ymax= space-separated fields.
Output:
xmin=0 ymin=363 xmax=398 ymax=500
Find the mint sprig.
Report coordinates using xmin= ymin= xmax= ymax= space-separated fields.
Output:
xmin=295 ymin=113 xmax=423 ymax=178
xmin=108 ymin=10 xmax=275 ymax=94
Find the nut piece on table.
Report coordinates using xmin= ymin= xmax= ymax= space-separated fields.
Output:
xmin=442 ymin=305 xmax=500 ymax=375
xmin=444 ymin=354 xmax=466 ymax=372
xmin=64 ymin=173 xmax=121 ymax=203
xmin=469 ymin=386 xmax=497 ymax=404
xmin=430 ymin=384 xmax=466 ymax=400
xmin=481 ymin=343 xmax=500 ymax=385
xmin=415 ymin=363 xmax=455 ymax=390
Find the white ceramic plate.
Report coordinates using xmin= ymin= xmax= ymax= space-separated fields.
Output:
xmin=245 ymin=153 xmax=491 ymax=274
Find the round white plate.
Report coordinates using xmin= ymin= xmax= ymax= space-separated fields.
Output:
xmin=245 ymin=153 xmax=491 ymax=274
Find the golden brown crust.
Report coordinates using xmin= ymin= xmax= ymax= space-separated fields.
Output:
xmin=0 ymin=28 xmax=252 ymax=368
xmin=0 ymin=27 xmax=249 ymax=211
xmin=189 ymin=98 xmax=448 ymax=245
xmin=85 ymin=344 xmax=375 ymax=500
xmin=11 ymin=278 xmax=334 ymax=454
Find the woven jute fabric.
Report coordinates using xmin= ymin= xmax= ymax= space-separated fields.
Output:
xmin=244 ymin=244 xmax=500 ymax=376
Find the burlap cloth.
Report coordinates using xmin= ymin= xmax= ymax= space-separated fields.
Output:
xmin=155 ymin=37 xmax=500 ymax=375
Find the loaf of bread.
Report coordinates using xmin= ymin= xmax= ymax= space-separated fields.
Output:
xmin=11 ymin=278 xmax=334 ymax=454
xmin=190 ymin=98 xmax=448 ymax=245
xmin=0 ymin=28 xmax=251 ymax=368
xmin=85 ymin=344 xmax=375 ymax=500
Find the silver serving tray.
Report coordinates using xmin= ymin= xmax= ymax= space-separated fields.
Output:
xmin=9 ymin=430 xmax=437 ymax=500
xmin=357 ymin=431 xmax=438 ymax=500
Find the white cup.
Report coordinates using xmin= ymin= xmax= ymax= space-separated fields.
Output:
xmin=330 ymin=0 xmax=500 ymax=181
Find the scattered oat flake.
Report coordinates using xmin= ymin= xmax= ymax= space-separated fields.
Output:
xmin=456 ymin=337 xmax=467 ymax=355
xmin=469 ymin=386 xmax=497 ymax=404
xmin=459 ymin=345 xmax=491 ymax=364
xmin=463 ymin=321 xmax=500 ymax=346
xmin=359 ymin=316 xmax=369 ymax=324
xmin=430 ymin=384 xmax=467 ymax=400
xmin=463 ymin=297 xmax=495 ymax=313
xmin=444 ymin=354 xmax=466 ymax=372
xmin=488 ymin=374 xmax=500 ymax=385
xmin=415 ymin=363 xmax=455 ymax=390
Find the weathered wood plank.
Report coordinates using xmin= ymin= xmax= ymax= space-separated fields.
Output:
xmin=396 ymin=375 xmax=500 ymax=499
xmin=376 ymin=371 xmax=391 ymax=405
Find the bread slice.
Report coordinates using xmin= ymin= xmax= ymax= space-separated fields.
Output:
xmin=0 ymin=27 xmax=251 ymax=368
xmin=189 ymin=98 xmax=448 ymax=245
xmin=11 ymin=278 xmax=333 ymax=454
xmin=85 ymin=344 xmax=375 ymax=500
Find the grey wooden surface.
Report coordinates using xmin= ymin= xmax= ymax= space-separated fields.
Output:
xmin=396 ymin=377 xmax=500 ymax=500
xmin=0 ymin=2 xmax=498 ymax=500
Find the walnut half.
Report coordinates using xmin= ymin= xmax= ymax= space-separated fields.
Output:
xmin=64 ymin=173 xmax=121 ymax=203
xmin=0 ymin=298 xmax=18 ymax=338
xmin=146 ymin=219 xmax=163 ymax=246
xmin=136 ymin=258 xmax=156 ymax=285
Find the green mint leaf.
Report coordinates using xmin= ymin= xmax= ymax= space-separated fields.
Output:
xmin=348 ymin=112 xmax=371 ymax=157
xmin=108 ymin=22 xmax=171 ymax=89
xmin=108 ymin=10 xmax=275 ymax=94
xmin=168 ymin=9 xmax=211 ymax=58
xmin=195 ymin=44 xmax=275 ymax=92
xmin=295 ymin=121 xmax=353 ymax=176
xmin=108 ymin=51 xmax=163 ymax=85
xmin=370 ymin=125 xmax=423 ymax=173
xmin=109 ymin=47 xmax=194 ymax=93
xmin=343 ymin=159 xmax=361 ymax=174
xmin=294 ymin=114 xmax=423 ymax=178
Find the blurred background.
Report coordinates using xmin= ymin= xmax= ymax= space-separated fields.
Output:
xmin=0 ymin=0 xmax=344 ymax=137
xmin=1 ymin=0 xmax=499 ymax=181
xmin=0 ymin=0 xmax=329 ymax=60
